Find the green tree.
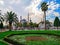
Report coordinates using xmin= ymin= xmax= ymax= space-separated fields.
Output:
xmin=33 ymin=23 xmax=38 ymax=27
xmin=29 ymin=19 xmax=34 ymax=28
xmin=22 ymin=22 xmax=27 ymax=27
xmin=54 ymin=17 xmax=60 ymax=30
xmin=0 ymin=22 xmax=3 ymax=29
xmin=5 ymin=11 xmax=18 ymax=31
xmin=59 ymin=20 xmax=60 ymax=27
xmin=17 ymin=22 xmax=22 ymax=27
xmin=41 ymin=2 xmax=48 ymax=30
xmin=29 ymin=21 xmax=33 ymax=28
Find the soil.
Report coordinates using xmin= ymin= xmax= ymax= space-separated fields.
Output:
xmin=26 ymin=36 xmax=47 ymax=41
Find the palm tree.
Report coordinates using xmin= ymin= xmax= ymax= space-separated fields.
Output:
xmin=0 ymin=16 xmax=4 ymax=30
xmin=0 ymin=16 xmax=4 ymax=22
xmin=0 ymin=10 xmax=4 ymax=31
xmin=41 ymin=2 xmax=48 ymax=30
xmin=5 ymin=11 xmax=18 ymax=31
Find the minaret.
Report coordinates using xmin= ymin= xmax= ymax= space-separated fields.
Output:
xmin=30 ymin=18 xmax=32 ymax=22
xmin=28 ymin=13 xmax=29 ymax=23
xmin=20 ymin=16 xmax=22 ymax=23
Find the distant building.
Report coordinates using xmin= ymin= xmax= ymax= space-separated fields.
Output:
xmin=20 ymin=19 xmax=27 ymax=24
xmin=20 ymin=16 xmax=22 ymax=22
xmin=39 ymin=21 xmax=45 ymax=29
xmin=39 ymin=21 xmax=52 ymax=29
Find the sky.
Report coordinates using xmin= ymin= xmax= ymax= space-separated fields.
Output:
xmin=0 ymin=0 xmax=60 ymax=23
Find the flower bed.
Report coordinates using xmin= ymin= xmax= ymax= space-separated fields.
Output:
xmin=4 ymin=33 xmax=60 ymax=45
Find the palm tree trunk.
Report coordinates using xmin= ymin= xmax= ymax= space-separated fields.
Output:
xmin=44 ymin=11 xmax=46 ymax=30
xmin=9 ymin=23 xmax=12 ymax=31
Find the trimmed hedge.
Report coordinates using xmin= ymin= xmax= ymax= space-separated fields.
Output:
xmin=4 ymin=37 xmax=25 ymax=45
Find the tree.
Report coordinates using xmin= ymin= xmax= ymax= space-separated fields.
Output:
xmin=54 ymin=17 xmax=60 ymax=30
xmin=0 ymin=15 xmax=4 ymax=30
xmin=0 ymin=10 xmax=4 ymax=31
xmin=29 ymin=21 xmax=33 ymax=28
xmin=0 ymin=22 xmax=3 ymax=29
xmin=41 ymin=2 xmax=48 ymax=30
xmin=59 ymin=20 xmax=60 ymax=27
xmin=5 ymin=11 xmax=18 ymax=31
xmin=16 ymin=22 xmax=22 ymax=27
xmin=22 ymin=22 xmax=27 ymax=27
xmin=33 ymin=23 xmax=38 ymax=27
xmin=29 ymin=19 xmax=34 ymax=28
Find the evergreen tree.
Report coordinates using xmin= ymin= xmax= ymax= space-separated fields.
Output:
xmin=59 ymin=21 xmax=60 ymax=26
xmin=54 ymin=17 xmax=60 ymax=30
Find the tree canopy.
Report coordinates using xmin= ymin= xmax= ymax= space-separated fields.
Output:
xmin=54 ymin=17 xmax=60 ymax=30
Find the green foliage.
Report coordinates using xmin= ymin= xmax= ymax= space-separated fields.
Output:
xmin=59 ymin=21 xmax=60 ymax=26
xmin=7 ymin=32 xmax=60 ymax=45
xmin=41 ymin=2 xmax=48 ymax=11
xmin=17 ymin=23 xmax=22 ymax=27
xmin=29 ymin=22 xmax=38 ymax=28
xmin=22 ymin=22 xmax=27 ymax=27
xmin=19 ymin=23 xmax=22 ymax=27
xmin=14 ymin=22 xmax=22 ymax=28
xmin=54 ymin=17 xmax=60 ymax=27
xmin=33 ymin=23 xmax=38 ymax=27
xmin=0 ymin=16 xmax=4 ymax=22
xmin=0 ymin=15 xmax=4 ymax=29
xmin=0 ymin=41 xmax=8 ymax=45
xmin=0 ymin=22 xmax=3 ymax=29
xmin=5 ymin=11 xmax=18 ymax=30
xmin=29 ymin=22 xmax=33 ymax=28
xmin=5 ymin=11 xmax=18 ymax=23
xmin=0 ymin=30 xmax=60 ymax=45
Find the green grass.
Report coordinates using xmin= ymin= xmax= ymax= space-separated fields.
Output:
xmin=0 ymin=30 xmax=60 ymax=45
xmin=8 ymin=34 xmax=60 ymax=45
xmin=0 ymin=41 xmax=8 ymax=45
xmin=26 ymin=41 xmax=60 ymax=45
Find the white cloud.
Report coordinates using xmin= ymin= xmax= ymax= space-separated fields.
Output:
xmin=25 ymin=0 xmax=44 ymax=23
xmin=49 ymin=18 xmax=54 ymax=23
xmin=47 ymin=1 xmax=60 ymax=16
xmin=0 ymin=0 xmax=4 ymax=5
xmin=25 ymin=0 xmax=60 ymax=23
xmin=53 ymin=12 xmax=59 ymax=16
xmin=0 ymin=6 xmax=14 ymax=15
xmin=47 ymin=1 xmax=60 ymax=15
xmin=0 ymin=0 xmax=60 ymax=23
xmin=48 ymin=1 xmax=60 ymax=10
xmin=46 ymin=1 xmax=60 ymax=22
xmin=10 ymin=0 xmax=20 ymax=4
xmin=46 ymin=10 xmax=53 ymax=16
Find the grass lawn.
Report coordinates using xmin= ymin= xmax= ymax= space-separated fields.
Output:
xmin=8 ymin=34 xmax=60 ymax=45
xmin=0 ymin=30 xmax=60 ymax=45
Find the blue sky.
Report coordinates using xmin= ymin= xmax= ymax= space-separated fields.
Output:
xmin=0 ymin=0 xmax=60 ymax=23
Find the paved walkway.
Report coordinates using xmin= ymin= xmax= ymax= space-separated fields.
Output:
xmin=0 ymin=29 xmax=9 ymax=32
